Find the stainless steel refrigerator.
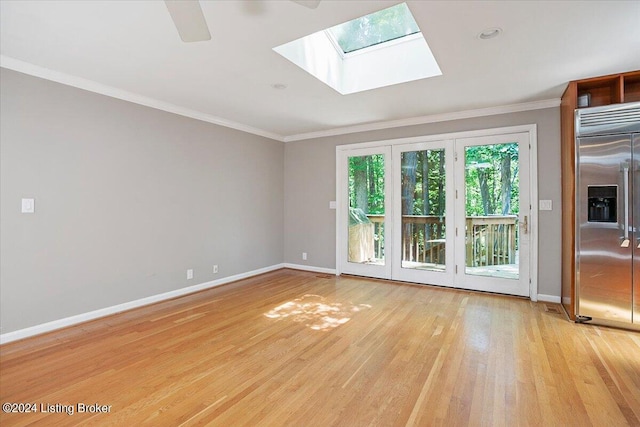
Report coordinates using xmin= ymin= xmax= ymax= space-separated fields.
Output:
xmin=576 ymin=102 xmax=640 ymax=327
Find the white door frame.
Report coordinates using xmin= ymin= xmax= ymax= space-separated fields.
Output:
xmin=454 ymin=131 xmax=532 ymax=297
xmin=336 ymin=146 xmax=393 ymax=279
xmin=335 ymin=124 xmax=539 ymax=301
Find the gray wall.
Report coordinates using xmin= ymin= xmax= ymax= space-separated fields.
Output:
xmin=0 ymin=66 xmax=562 ymax=335
xmin=284 ymin=108 xmax=562 ymax=297
xmin=0 ymin=69 xmax=284 ymax=333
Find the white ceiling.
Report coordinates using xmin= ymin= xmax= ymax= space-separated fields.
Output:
xmin=1 ymin=1 xmax=639 ymax=141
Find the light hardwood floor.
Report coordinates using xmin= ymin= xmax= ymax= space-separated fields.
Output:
xmin=1 ymin=269 xmax=639 ymax=426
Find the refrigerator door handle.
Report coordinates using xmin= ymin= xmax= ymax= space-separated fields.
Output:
xmin=622 ymin=165 xmax=630 ymax=248
xmin=636 ymin=162 xmax=640 ymax=249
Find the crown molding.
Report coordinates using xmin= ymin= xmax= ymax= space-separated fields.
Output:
xmin=2 ymin=56 xmax=561 ymax=144
xmin=0 ymin=55 xmax=285 ymax=142
xmin=283 ymin=98 xmax=561 ymax=142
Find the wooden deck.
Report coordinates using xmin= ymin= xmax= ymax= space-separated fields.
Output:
xmin=1 ymin=269 xmax=639 ymax=426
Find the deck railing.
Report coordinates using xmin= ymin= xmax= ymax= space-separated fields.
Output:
xmin=366 ymin=214 xmax=386 ymax=262
xmin=466 ymin=216 xmax=518 ymax=267
xmin=365 ymin=214 xmax=518 ymax=267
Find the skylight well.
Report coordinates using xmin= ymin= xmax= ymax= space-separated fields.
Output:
xmin=273 ymin=3 xmax=441 ymax=95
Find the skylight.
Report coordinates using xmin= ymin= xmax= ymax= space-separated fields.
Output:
xmin=273 ymin=3 xmax=441 ymax=95
xmin=327 ymin=3 xmax=420 ymax=54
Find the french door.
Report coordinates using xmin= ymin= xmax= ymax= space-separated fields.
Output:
xmin=454 ymin=133 xmax=530 ymax=296
xmin=391 ymin=141 xmax=455 ymax=286
xmin=337 ymin=146 xmax=392 ymax=279
xmin=338 ymin=130 xmax=533 ymax=297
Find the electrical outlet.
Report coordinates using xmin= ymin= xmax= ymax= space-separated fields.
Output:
xmin=213 ymin=265 xmax=218 ymax=274
xmin=187 ymin=269 xmax=193 ymax=280
xmin=302 ymin=252 xmax=307 ymax=260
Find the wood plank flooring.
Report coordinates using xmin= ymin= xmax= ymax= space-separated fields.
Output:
xmin=1 ymin=269 xmax=639 ymax=426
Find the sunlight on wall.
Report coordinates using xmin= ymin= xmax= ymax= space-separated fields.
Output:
xmin=264 ymin=294 xmax=371 ymax=331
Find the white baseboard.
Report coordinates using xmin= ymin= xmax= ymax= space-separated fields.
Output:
xmin=537 ymin=294 xmax=561 ymax=304
xmin=0 ymin=263 xmax=285 ymax=345
xmin=283 ymin=263 xmax=337 ymax=275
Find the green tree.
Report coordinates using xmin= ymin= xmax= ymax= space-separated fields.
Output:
xmin=332 ymin=3 xmax=419 ymax=53
xmin=401 ymin=151 xmax=418 ymax=215
xmin=351 ymin=156 xmax=368 ymax=213
xmin=349 ymin=154 xmax=385 ymax=215
xmin=421 ymin=150 xmax=430 ymax=215
xmin=465 ymin=143 xmax=519 ymax=217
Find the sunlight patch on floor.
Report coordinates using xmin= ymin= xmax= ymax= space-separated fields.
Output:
xmin=264 ymin=294 xmax=371 ymax=331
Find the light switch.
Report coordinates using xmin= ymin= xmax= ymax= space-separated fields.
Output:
xmin=539 ymin=200 xmax=552 ymax=211
xmin=21 ymin=198 xmax=35 ymax=213
xmin=329 ymin=201 xmax=337 ymax=209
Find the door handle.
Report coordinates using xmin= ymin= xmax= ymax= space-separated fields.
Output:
xmin=520 ymin=215 xmax=528 ymax=234
xmin=636 ymin=163 xmax=640 ymax=249
xmin=622 ymin=165 xmax=630 ymax=248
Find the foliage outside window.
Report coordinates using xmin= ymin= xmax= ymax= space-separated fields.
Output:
xmin=328 ymin=3 xmax=420 ymax=54
xmin=348 ymin=155 xmax=385 ymax=214
xmin=465 ymin=144 xmax=520 ymax=217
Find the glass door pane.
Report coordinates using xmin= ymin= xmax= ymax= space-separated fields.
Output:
xmin=400 ymin=148 xmax=446 ymax=272
xmin=392 ymin=141 xmax=454 ymax=286
xmin=464 ymin=143 xmax=520 ymax=279
xmin=348 ymin=154 xmax=386 ymax=265
xmin=338 ymin=146 xmax=392 ymax=280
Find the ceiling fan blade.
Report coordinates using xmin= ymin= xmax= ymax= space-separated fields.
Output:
xmin=164 ymin=0 xmax=211 ymax=43
xmin=291 ymin=0 xmax=321 ymax=9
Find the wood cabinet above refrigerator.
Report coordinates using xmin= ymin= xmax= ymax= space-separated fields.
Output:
xmin=561 ymin=70 xmax=640 ymax=320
